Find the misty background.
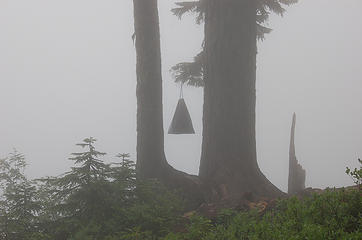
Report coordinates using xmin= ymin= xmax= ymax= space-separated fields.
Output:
xmin=0 ymin=0 xmax=361 ymax=192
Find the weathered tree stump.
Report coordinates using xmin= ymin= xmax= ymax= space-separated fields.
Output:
xmin=288 ymin=113 xmax=306 ymax=194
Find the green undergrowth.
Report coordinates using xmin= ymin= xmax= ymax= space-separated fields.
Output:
xmin=163 ymin=188 xmax=361 ymax=240
xmin=0 ymin=139 xmax=361 ymax=240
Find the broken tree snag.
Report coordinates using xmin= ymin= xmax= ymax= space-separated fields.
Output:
xmin=288 ymin=113 xmax=306 ymax=195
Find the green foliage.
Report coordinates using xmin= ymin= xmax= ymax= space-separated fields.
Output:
xmin=172 ymin=0 xmax=298 ymax=24
xmin=0 ymin=151 xmax=42 ymax=240
xmin=346 ymin=158 xmax=362 ymax=188
xmin=170 ymin=52 xmax=204 ymax=87
xmin=170 ymin=0 xmax=298 ymax=87
xmin=0 ymin=139 xmax=184 ymax=240
xmin=164 ymin=189 xmax=361 ymax=240
xmin=172 ymin=1 xmax=205 ymax=24
xmin=1 ymin=142 xmax=361 ymax=240
xmin=171 ymin=0 xmax=298 ymax=41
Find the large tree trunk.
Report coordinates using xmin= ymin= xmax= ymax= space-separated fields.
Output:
xmin=133 ymin=0 xmax=167 ymax=179
xmin=199 ymin=0 xmax=284 ymax=200
xmin=133 ymin=0 xmax=203 ymax=207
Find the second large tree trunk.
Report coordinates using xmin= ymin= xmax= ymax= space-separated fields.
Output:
xmin=199 ymin=0 xmax=283 ymax=200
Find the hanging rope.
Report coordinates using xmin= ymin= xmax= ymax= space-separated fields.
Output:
xmin=179 ymin=82 xmax=184 ymax=99
xmin=168 ymin=82 xmax=195 ymax=134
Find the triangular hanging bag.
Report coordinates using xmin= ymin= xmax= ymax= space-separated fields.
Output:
xmin=168 ymin=84 xmax=195 ymax=134
xmin=168 ymin=98 xmax=195 ymax=134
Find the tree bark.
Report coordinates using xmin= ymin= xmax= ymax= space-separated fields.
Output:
xmin=199 ymin=0 xmax=284 ymax=200
xmin=133 ymin=0 xmax=167 ymax=179
xmin=133 ymin=0 xmax=203 ymax=207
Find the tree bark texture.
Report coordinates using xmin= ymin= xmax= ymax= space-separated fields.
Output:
xmin=200 ymin=0 xmax=284 ymax=200
xmin=133 ymin=0 xmax=167 ymax=178
xmin=133 ymin=0 xmax=203 ymax=207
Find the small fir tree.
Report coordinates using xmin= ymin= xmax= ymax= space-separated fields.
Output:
xmin=0 ymin=151 xmax=41 ymax=240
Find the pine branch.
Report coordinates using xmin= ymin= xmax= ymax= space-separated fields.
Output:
xmin=170 ymin=0 xmax=298 ymax=86
xmin=170 ymin=52 xmax=204 ymax=87
xmin=171 ymin=1 xmax=205 ymax=24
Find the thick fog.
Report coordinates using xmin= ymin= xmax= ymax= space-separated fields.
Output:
xmin=0 ymin=0 xmax=361 ymax=192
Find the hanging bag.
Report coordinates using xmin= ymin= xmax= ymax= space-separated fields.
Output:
xmin=168 ymin=84 xmax=195 ymax=134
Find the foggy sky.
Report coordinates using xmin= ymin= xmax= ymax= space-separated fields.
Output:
xmin=0 ymin=0 xmax=361 ymax=192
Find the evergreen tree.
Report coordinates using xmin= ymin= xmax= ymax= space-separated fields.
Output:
xmin=38 ymin=137 xmax=113 ymax=238
xmin=0 ymin=151 xmax=42 ymax=240
xmin=0 ymin=141 xmax=185 ymax=239
xmin=112 ymin=153 xmax=136 ymax=185
xmin=171 ymin=0 xmax=297 ymax=86
xmin=171 ymin=0 xmax=298 ymax=200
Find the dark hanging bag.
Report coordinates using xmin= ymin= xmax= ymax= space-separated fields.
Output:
xmin=168 ymin=85 xmax=195 ymax=134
